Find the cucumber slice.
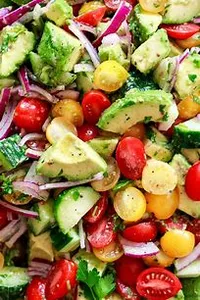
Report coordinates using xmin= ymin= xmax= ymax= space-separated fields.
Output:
xmin=50 ymin=227 xmax=80 ymax=252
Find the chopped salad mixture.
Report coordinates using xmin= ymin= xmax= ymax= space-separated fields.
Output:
xmin=0 ymin=0 xmax=200 ymax=299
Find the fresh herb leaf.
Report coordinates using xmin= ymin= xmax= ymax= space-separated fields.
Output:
xmin=188 ymin=74 xmax=197 ymax=83
xmin=113 ymin=214 xmax=125 ymax=232
xmin=0 ymin=174 xmax=13 ymax=194
xmin=143 ymin=116 xmax=152 ymax=124
xmin=72 ymin=189 xmax=80 ymax=201
xmin=77 ymin=260 xmax=90 ymax=283
xmin=159 ymin=104 xmax=166 ymax=114
xmin=93 ymin=274 xmax=116 ymax=299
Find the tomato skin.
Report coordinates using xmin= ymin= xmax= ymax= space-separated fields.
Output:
xmin=13 ymin=98 xmax=50 ymax=133
xmin=136 ymin=267 xmax=182 ymax=300
xmin=77 ymin=123 xmax=99 ymax=141
xmin=185 ymin=162 xmax=200 ymax=201
xmin=75 ymin=7 xmax=106 ymax=26
xmin=83 ymin=192 xmax=108 ymax=223
xmin=115 ymin=255 xmax=146 ymax=287
xmin=187 ymin=219 xmax=200 ymax=245
xmin=0 ymin=208 xmax=9 ymax=229
xmin=161 ymin=23 xmax=200 ymax=40
xmin=116 ymin=137 xmax=146 ymax=180
xmin=82 ymin=90 xmax=111 ymax=124
xmin=26 ymin=277 xmax=46 ymax=300
xmin=45 ymin=259 xmax=77 ymax=300
xmin=116 ymin=279 xmax=141 ymax=300
xmin=122 ymin=221 xmax=157 ymax=243
xmin=104 ymin=0 xmax=136 ymax=10
xmin=86 ymin=216 xmax=116 ymax=248
xmin=157 ymin=215 xmax=188 ymax=235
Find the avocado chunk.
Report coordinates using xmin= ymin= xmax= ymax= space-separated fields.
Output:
xmin=129 ymin=4 xmax=162 ymax=44
xmin=169 ymin=41 xmax=183 ymax=57
xmin=0 ymin=23 xmax=35 ymax=78
xmin=178 ymin=185 xmax=200 ymax=218
xmin=37 ymin=133 xmax=107 ymax=180
xmin=176 ymin=258 xmax=200 ymax=278
xmin=170 ymin=154 xmax=191 ymax=185
xmin=0 ymin=76 xmax=16 ymax=91
xmin=169 ymin=290 xmax=185 ymax=300
xmin=87 ymin=137 xmax=119 ymax=159
xmin=29 ymin=231 xmax=54 ymax=262
xmin=181 ymin=148 xmax=200 ymax=164
xmin=38 ymin=22 xmax=83 ymax=73
xmin=163 ymin=0 xmax=200 ymax=24
xmin=174 ymin=53 xmax=200 ymax=99
xmin=182 ymin=276 xmax=200 ymax=300
xmin=98 ymin=89 xmax=172 ymax=134
xmin=45 ymin=0 xmax=73 ymax=26
xmin=98 ymin=43 xmax=129 ymax=69
xmin=131 ymin=29 xmax=170 ymax=74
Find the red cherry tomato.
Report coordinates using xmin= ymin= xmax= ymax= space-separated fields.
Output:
xmin=122 ymin=221 xmax=157 ymax=243
xmin=45 ymin=259 xmax=77 ymax=300
xmin=26 ymin=277 xmax=46 ymax=300
xmin=82 ymin=90 xmax=111 ymax=124
xmin=0 ymin=207 xmax=9 ymax=229
xmin=185 ymin=162 xmax=200 ymax=201
xmin=77 ymin=123 xmax=99 ymax=141
xmin=87 ymin=216 xmax=116 ymax=248
xmin=75 ymin=7 xmax=107 ymax=26
xmin=72 ymin=4 xmax=82 ymax=16
xmin=187 ymin=219 xmax=200 ymax=245
xmin=116 ymin=279 xmax=141 ymax=300
xmin=13 ymin=98 xmax=50 ymax=133
xmin=83 ymin=192 xmax=108 ymax=223
xmin=104 ymin=0 xmax=136 ymax=10
xmin=161 ymin=23 xmax=200 ymax=40
xmin=115 ymin=255 xmax=146 ymax=287
xmin=136 ymin=267 xmax=182 ymax=300
xmin=157 ymin=215 xmax=188 ymax=235
xmin=115 ymin=137 xmax=146 ymax=180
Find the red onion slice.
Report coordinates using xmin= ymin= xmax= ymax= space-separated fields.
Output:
xmin=78 ymin=219 xmax=86 ymax=249
xmin=19 ymin=133 xmax=45 ymax=147
xmin=158 ymin=100 xmax=179 ymax=131
xmin=5 ymin=218 xmax=27 ymax=248
xmin=49 ymin=85 xmax=65 ymax=94
xmin=69 ymin=21 xmax=100 ymax=68
xmin=101 ymin=33 xmax=121 ymax=46
xmin=13 ymin=181 xmax=49 ymax=201
xmin=56 ymin=89 xmax=80 ymax=100
xmin=0 ymin=87 xmax=11 ymax=118
xmin=175 ymin=242 xmax=200 ymax=271
xmin=28 ymin=84 xmax=59 ymax=103
xmin=74 ymin=63 xmax=94 ymax=73
xmin=0 ymin=219 xmax=20 ymax=242
xmin=119 ymin=236 xmax=159 ymax=257
xmin=0 ymin=199 xmax=38 ymax=218
xmin=0 ymin=99 xmax=16 ymax=140
xmin=18 ymin=66 xmax=30 ymax=94
xmin=93 ymin=1 xmax=132 ymax=48
xmin=42 ymin=116 xmax=51 ymax=132
xmin=26 ymin=148 xmax=44 ymax=159
xmin=0 ymin=7 xmax=12 ymax=18
xmin=193 ymin=17 xmax=200 ymax=24
xmin=24 ymin=161 xmax=48 ymax=185
xmin=178 ymin=48 xmax=190 ymax=64
xmin=75 ymin=22 xmax=97 ymax=35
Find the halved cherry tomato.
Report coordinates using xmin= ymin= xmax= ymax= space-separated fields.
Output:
xmin=115 ymin=255 xmax=146 ymax=287
xmin=45 ymin=259 xmax=77 ymax=300
xmin=83 ymin=192 xmax=108 ymax=223
xmin=185 ymin=162 xmax=200 ymax=201
xmin=157 ymin=214 xmax=188 ymax=235
xmin=0 ymin=207 xmax=9 ymax=229
xmin=77 ymin=123 xmax=99 ymax=141
xmin=139 ymin=0 xmax=166 ymax=13
xmin=13 ymin=98 xmax=50 ymax=133
xmin=26 ymin=277 xmax=46 ymax=300
xmin=176 ymin=32 xmax=200 ymax=49
xmin=82 ymin=90 xmax=111 ymax=124
xmin=136 ymin=267 xmax=182 ymax=300
xmin=116 ymin=279 xmax=141 ymax=300
xmin=187 ymin=219 xmax=200 ymax=245
xmin=122 ymin=221 xmax=157 ymax=243
xmin=93 ymin=239 xmax=123 ymax=262
xmin=116 ymin=137 xmax=146 ymax=180
xmin=75 ymin=7 xmax=106 ymax=26
xmin=104 ymin=0 xmax=136 ymax=10
xmin=86 ymin=216 xmax=116 ymax=248
xmin=161 ymin=23 xmax=200 ymax=40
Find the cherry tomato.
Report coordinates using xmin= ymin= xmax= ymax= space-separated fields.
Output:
xmin=93 ymin=239 xmax=123 ymax=262
xmin=122 ymin=221 xmax=157 ymax=243
xmin=136 ymin=267 xmax=182 ymax=300
xmin=115 ymin=255 xmax=146 ymax=287
xmin=82 ymin=90 xmax=111 ymax=124
xmin=157 ymin=214 xmax=188 ymax=235
xmin=26 ymin=277 xmax=46 ymax=300
xmin=104 ymin=0 xmax=136 ymax=10
xmin=143 ymin=249 xmax=175 ymax=268
xmin=178 ymin=96 xmax=200 ymax=120
xmin=116 ymin=279 xmax=141 ymax=300
xmin=83 ymin=192 xmax=108 ymax=223
xmin=122 ymin=124 xmax=146 ymax=141
xmin=77 ymin=123 xmax=99 ymax=141
xmin=116 ymin=137 xmax=146 ymax=180
xmin=13 ymin=98 xmax=50 ymax=133
xmin=87 ymin=216 xmax=116 ymax=248
xmin=45 ymin=259 xmax=77 ymax=300
xmin=187 ymin=219 xmax=200 ymax=245
xmin=161 ymin=23 xmax=200 ymax=40
xmin=75 ymin=6 xmax=106 ymax=26
xmin=176 ymin=32 xmax=200 ymax=49
xmin=139 ymin=0 xmax=166 ymax=13
xmin=0 ymin=207 xmax=9 ymax=229
xmin=185 ymin=162 xmax=200 ymax=201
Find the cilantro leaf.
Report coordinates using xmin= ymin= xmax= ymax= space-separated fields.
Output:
xmin=77 ymin=260 xmax=89 ymax=282
xmin=93 ymin=274 xmax=116 ymax=299
xmin=87 ymin=268 xmax=99 ymax=288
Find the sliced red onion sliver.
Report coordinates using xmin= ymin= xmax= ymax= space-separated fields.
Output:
xmin=0 ymin=99 xmax=16 ymax=140
xmin=6 ymin=219 xmax=27 ymax=248
xmin=0 ymin=199 xmax=38 ymax=218
xmin=75 ymin=22 xmax=97 ymax=35
xmin=168 ymin=56 xmax=180 ymax=92
xmin=101 ymin=33 xmax=121 ymax=46
xmin=0 ymin=7 xmax=12 ymax=18
xmin=74 ymin=63 xmax=95 ymax=73
xmin=69 ymin=21 xmax=100 ymax=68
xmin=0 ymin=219 xmax=20 ymax=242
xmin=78 ymin=219 xmax=86 ymax=249
xmin=158 ymin=100 xmax=179 ymax=131
xmin=0 ymin=87 xmax=11 ymax=118
xmin=193 ymin=17 xmax=200 ymax=24
xmin=42 ymin=116 xmax=51 ymax=132
xmin=56 ymin=89 xmax=80 ymax=100
xmin=29 ymin=84 xmax=59 ymax=103
xmin=49 ymin=85 xmax=65 ymax=94
xmin=119 ymin=236 xmax=159 ymax=257
xmin=24 ymin=161 xmax=48 ymax=185
xmin=175 ymin=242 xmax=200 ymax=271
xmin=93 ymin=1 xmax=132 ymax=48
xmin=13 ymin=181 xmax=49 ymax=201
xmin=19 ymin=133 xmax=45 ymax=147
xmin=178 ymin=48 xmax=190 ymax=64
xmin=26 ymin=148 xmax=44 ymax=159
xmin=18 ymin=66 xmax=30 ymax=94
xmin=29 ymin=260 xmax=51 ymax=270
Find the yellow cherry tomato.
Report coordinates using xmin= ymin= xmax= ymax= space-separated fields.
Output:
xmin=106 ymin=293 xmax=123 ymax=300
xmin=46 ymin=117 xmax=77 ymax=144
xmin=94 ymin=61 xmax=129 ymax=92
xmin=178 ymin=95 xmax=200 ymax=120
xmin=114 ymin=186 xmax=146 ymax=222
xmin=160 ymin=229 xmax=195 ymax=258
xmin=91 ymin=157 xmax=120 ymax=192
xmin=143 ymin=249 xmax=175 ymax=267
xmin=52 ymin=99 xmax=84 ymax=127
xmin=139 ymin=0 xmax=166 ymax=13
xmin=122 ymin=123 xmax=146 ymax=140
xmin=93 ymin=240 xmax=123 ymax=262
xmin=176 ymin=32 xmax=200 ymax=49
xmin=3 ymin=191 xmax=32 ymax=205
xmin=79 ymin=1 xmax=105 ymax=14
xmin=145 ymin=189 xmax=179 ymax=220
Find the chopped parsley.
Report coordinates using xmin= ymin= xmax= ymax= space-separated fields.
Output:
xmin=188 ymin=74 xmax=197 ymax=83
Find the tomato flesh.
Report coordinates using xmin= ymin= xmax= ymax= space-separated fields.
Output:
xmin=161 ymin=23 xmax=200 ymax=40
xmin=83 ymin=192 xmax=108 ymax=223
xmin=26 ymin=277 xmax=46 ymax=300
xmin=122 ymin=221 xmax=157 ymax=243
xmin=185 ymin=162 xmax=200 ymax=201
xmin=45 ymin=259 xmax=77 ymax=300
xmin=75 ymin=7 xmax=106 ymax=26
xmin=136 ymin=267 xmax=182 ymax=300
xmin=116 ymin=137 xmax=146 ymax=180
xmin=116 ymin=279 xmax=141 ymax=300
xmin=77 ymin=123 xmax=99 ymax=141
xmin=157 ymin=215 xmax=188 ymax=235
xmin=187 ymin=219 xmax=200 ymax=245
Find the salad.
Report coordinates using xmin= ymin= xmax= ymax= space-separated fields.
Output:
xmin=0 ymin=0 xmax=200 ymax=299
